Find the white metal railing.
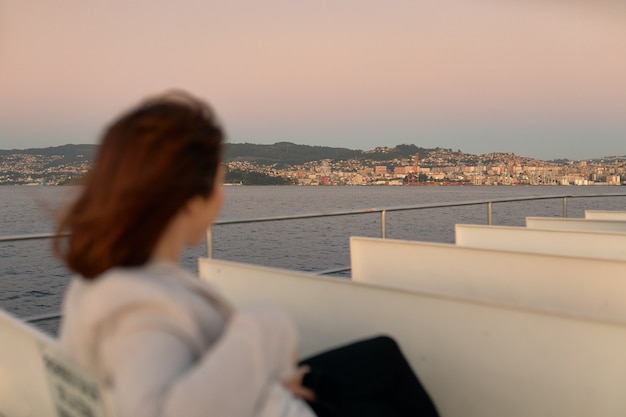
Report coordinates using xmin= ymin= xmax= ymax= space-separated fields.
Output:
xmin=205 ymin=193 xmax=626 ymax=256
xmin=4 ymin=193 xmax=626 ymax=246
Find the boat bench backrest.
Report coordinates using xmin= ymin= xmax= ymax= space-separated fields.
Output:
xmin=455 ymin=223 xmax=626 ymax=261
xmin=585 ymin=210 xmax=626 ymax=221
xmin=199 ymin=258 xmax=626 ymax=417
xmin=350 ymin=236 xmax=626 ymax=325
xmin=526 ymin=216 xmax=626 ymax=232
xmin=0 ymin=309 xmax=113 ymax=417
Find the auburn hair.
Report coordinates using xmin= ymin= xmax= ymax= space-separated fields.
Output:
xmin=55 ymin=91 xmax=224 ymax=279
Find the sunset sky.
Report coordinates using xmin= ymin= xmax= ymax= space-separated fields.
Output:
xmin=1 ymin=1 xmax=625 ymax=160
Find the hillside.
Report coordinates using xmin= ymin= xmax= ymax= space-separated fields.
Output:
xmin=224 ymin=142 xmax=432 ymax=167
xmin=4 ymin=142 xmax=622 ymax=167
xmin=0 ymin=144 xmax=98 ymax=166
xmin=0 ymin=142 xmax=436 ymax=166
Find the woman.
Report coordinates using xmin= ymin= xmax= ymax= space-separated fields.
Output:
xmin=55 ymin=91 xmax=439 ymax=417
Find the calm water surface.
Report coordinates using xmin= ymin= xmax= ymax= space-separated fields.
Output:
xmin=1 ymin=185 xmax=626 ymax=331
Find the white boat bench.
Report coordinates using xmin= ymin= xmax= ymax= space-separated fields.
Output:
xmin=0 ymin=309 xmax=113 ymax=417
xmin=455 ymin=223 xmax=626 ymax=261
xmin=200 ymin=257 xmax=626 ymax=417
xmin=585 ymin=210 xmax=626 ymax=221
xmin=350 ymin=236 xmax=626 ymax=325
xmin=526 ymin=216 xmax=626 ymax=232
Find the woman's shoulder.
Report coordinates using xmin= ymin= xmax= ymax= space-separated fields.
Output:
xmin=61 ymin=262 xmax=228 ymax=358
xmin=63 ymin=262 xmax=227 ymax=332
xmin=75 ymin=260 xmax=215 ymax=295
xmin=69 ymin=262 xmax=184 ymax=303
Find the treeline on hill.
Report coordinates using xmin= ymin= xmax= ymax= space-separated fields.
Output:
xmin=225 ymin=169 xmax=292 ymax=185
xmin=224 ymin=142 xmax=432 ymax=167
xmin=2 ymin=142 xmax=434 ymax=167
xmin=224 ymin=142 xmax=361 ymax=167
xmin=0 ymin=144 xmax=98 ymax=165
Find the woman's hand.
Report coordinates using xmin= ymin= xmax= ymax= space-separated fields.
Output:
xmin=282 ymin=365 xmax=316 ymax=403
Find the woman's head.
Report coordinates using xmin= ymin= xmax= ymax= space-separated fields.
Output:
xmin=55 ymin=91 xmax=224 ymax=279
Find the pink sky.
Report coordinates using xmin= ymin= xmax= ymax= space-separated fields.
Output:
xmin=1 ymin=0 xmax=625 ymax=159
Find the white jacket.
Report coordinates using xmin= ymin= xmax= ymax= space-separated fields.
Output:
xmin=59 ymin=260 xmax=316 ymax=417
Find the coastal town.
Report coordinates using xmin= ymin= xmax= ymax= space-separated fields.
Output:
xmin=230 ymin=149 xmax=624 ymax=186
xmin=1 ymin=145 xmax=624 ymax=186
xmin=0 ymin=152 xmax=92 ymax=186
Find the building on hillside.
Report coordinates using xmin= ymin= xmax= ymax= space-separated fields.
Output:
xmin=375 ymin=165 xmax=388 ymax=175
xmin=394 ymin=166 xmax=407 ymax=175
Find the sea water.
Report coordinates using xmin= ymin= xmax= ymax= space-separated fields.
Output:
xmin=1 ymin=185 xmax=625 ymax=330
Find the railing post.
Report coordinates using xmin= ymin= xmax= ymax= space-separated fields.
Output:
xmin=206 ymin=228 xmax=213 ymax=258
xmin=563 ymin=197 xmax=568 ymax=218
xmin=381 ymin=210 xmax=387 ymax=238
xmin=487 ymin=202 xmax=493 ymax=225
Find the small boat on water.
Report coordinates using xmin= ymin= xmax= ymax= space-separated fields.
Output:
xmin=1 ymin=194 xmax=626 ymax=417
